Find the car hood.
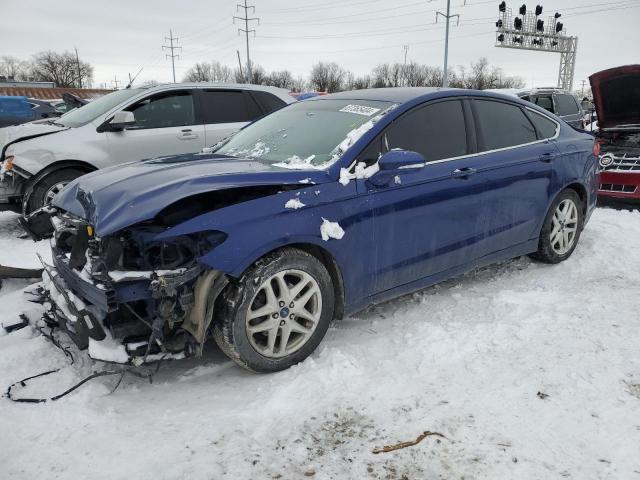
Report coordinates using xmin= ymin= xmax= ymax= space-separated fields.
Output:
xmin=53 ymin=153 xmax=330 ymax=236
xmin=589 ymin=65 xmax=640 ymax=130
xmin=0 ymin=121 xmax=68 ymax=160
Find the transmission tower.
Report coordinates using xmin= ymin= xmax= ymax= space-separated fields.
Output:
xmin=163 ymin=29 xmax=182 ymax=83
xmin=233 ymin=0 xmax=259 ymax=83
xmin=436 ymin=1 xmax=460 ymax=88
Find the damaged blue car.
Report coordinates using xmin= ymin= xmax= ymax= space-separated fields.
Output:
xmin=41 ymin=88 xmax=598 ymax=372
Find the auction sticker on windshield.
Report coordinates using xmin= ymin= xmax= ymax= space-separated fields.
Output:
xmin=339 ymin=104 xmax=381 ymax=116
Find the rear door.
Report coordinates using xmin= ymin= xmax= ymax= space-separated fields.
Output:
xmin=195 ymin=89 xmax=264 ymax=147
xmin=106 ymin=89 xmax=205 ymax=162
xmin=469 ymin=98 xmax=559 ymax=253
xmin=553 ymin=93 xmax=583 ymax=128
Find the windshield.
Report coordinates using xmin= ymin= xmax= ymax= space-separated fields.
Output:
xmin=213 ymin=99 xmax=395 ymax=169
xmin=57 ymin=88 xmax=144 ymax=128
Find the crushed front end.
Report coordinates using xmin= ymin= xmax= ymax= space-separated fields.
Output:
xmin=40 ymin=210 xmax=228 ymax=365
xmin=597 ymin=131 xmax=640 ymax=200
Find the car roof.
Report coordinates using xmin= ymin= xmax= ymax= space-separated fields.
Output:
xmin=139 ymin=82 xmax=296 ymax=104
xmin=315 ymin=87 xmax=453 ymax=104
xmin=0 ymin=95 xmax=28 ymax=101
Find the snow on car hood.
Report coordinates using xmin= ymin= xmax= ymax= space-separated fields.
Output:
xmin=589 ymin=65 xmax=640 ymax=130
xmin=52 ymin=153 xmax=330 ymax=236
xmin=0 ymin=121 xmax=68 ymax=159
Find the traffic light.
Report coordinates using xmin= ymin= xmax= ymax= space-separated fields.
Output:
xmin=499 ymin=1 xmax=506 ymax=12
xmin=554 ymin=12 xmax=561 ymax=18
xmin=555 ymin=21 xmax=563 ymax=33
xmin=513 ymin=35 xmax=523 ymax=43
xmin=519 ymin=4 xmax=526 ymax=15
xmin=496 ymin=19 xmax=503 ymax=27
xmin=536 ymin=19 xmax=544 ymax=32
xmin=535 ymin=5 xmax=543 ymax=15
xmin=514 ymin=17 xmax=523 ymax=30
xmin=498 ymin=33 xmax=505 ymax=42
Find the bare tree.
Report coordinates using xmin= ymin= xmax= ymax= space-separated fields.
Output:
xmin=309 ymin=62 xmax=348 ymax=93
xmin=183 ymin=61 xmax=232 ymax=83
xmin=0 ymin=56 xmax=30 ymax=80
xmin=31 ymin=50 xmax=93 ymax=87
xmin=454 ymin=57 xmax=524 ymax=90
xmin=266 ymin=70 xmax=294 ymax=89
xmin=290 ymin=76 xmax=307 ymax=93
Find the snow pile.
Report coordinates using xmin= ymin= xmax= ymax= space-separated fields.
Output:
xmin=320 ymin=218 xmax=345 ymax=241
xmin=274 ymin=154 xmax=318 ymax=170
xmin=0 ymin=212 xmax=51 ymax=268
xmin=227 ymin=141 xmax=270 ymax=159
xmin=338 ymin=161 xmax=380 ymax=186
xmin=284 ymin=198 xmax=305 ymax=210
xmin=2 ymin=208 xmax=640 ymax=479
xmin=87 ymin=335 xmax=129 ymax=364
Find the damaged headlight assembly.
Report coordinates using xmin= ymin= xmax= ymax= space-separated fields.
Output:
xmin=40 ymin=216 xmax=230 ymax=365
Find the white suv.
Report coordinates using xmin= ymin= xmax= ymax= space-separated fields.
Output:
xmin=0 ymin=83 xmax=295 ymax=213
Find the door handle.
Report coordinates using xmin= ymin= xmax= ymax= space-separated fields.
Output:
xmin=178 ymin=128 xmax=198 ymax=140
xmin=539 ymin=152 xmax=557 ymax=163
xmin=451 ymin=167 xmax=477 ymax=179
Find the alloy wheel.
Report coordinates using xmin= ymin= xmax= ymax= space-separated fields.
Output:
xmin=44 ymin=181 xmax=69 ymax=204
xmin=550 ymin=198 xmax=578 ymax=255
xmin=245 ymin=269 xmax=322 ymax=358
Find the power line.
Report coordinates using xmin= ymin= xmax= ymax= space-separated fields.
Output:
xmin=233 ymin=0 xmax=259 ymax=83
xmin=163 ymin=29 xmax=182 ymax=83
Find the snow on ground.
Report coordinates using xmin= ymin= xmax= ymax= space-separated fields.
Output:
xmin=0 ymin=212 xmax=51 ymax=268
xmin=1 ymin=207 xmax=640 ymax=479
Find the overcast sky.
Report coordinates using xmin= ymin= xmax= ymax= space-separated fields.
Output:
xmin=3 ymin=0 xmax=639 ymax=91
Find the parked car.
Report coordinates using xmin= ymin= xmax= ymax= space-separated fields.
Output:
xmin=590 ymin=65 xmax=640 ymax=200
xmin=41 ymin=88 xmax=597 ymax=371
xmin=0 ymin=83 xmax=295 ymax=214
xmin=493 ymin=87 xmax=586 ymax=129
xmin=0 ymin=96 xmax=64 ymax=129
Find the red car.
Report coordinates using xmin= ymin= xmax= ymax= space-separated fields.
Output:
xmin=590 ymin=65 xmax=640 ymax=200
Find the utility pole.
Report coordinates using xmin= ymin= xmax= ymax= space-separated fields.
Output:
xmin=74 ymin=47 xmax=83 ymax=88
xmin=436 ymin=0 xmax=460 ymax=88
xmin=233 ymin=0 xmax=259 ymax=83
xmin=402 ymin=44 xmax=409 ymax=65
xmin=163 ymin=29 xmax=181 ymax=83
xmin=111 ymin=76 xmax=121 ymax=90
xmin=236 ymin=50 xmax=244 ymax=81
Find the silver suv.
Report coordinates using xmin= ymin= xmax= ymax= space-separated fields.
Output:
xmin=515 ymin=88 xmax=585 ymax=129
xmin=0 ymin=83 xmax=295 ymax=213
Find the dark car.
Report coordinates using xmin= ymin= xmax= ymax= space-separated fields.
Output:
xmin=41 ymin=88 xmax=598 ymax=371
xmin=516 ymin=88 xmax=586 ymax=129
xmin=0 ymin=96 xmax=34 ymax=128
xmin=589 ymin=65 xmax=640 ymax=200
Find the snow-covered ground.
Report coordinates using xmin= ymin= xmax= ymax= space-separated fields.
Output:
xmin=1 ymin=207 xmax=640 ymax=479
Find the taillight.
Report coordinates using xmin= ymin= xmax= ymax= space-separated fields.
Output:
xmin=593 ymin=141 xmax=600 ymax=157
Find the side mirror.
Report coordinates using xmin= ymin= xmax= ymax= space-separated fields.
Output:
xmin=378 ymin=149 xmax=425 ymax=171
xmin=369 ymin=150 xmax=425 ymax=187
xmin=109 ymin=111 xmax=135 ymax=131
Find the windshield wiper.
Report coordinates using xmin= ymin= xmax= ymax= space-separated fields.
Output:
xmin=46 ymin=119 xmax=65 ymax=127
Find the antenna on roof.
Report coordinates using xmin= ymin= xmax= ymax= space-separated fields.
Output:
xmin=126 ymin=67 xmax=144 ymax=89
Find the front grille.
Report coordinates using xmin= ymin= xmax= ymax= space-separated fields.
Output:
xmin=600 ymin=155 xmax=640 ymax=172
xmin=599 ymin=183 xmax=637 ymax=193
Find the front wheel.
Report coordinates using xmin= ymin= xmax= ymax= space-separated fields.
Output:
xmin=213 ymin=248 xmax=335 ymax=373
xmin=25 ymin=168 xmax=87 ymax=214
xmin=530 ymin=189 xmax=583 ymax=264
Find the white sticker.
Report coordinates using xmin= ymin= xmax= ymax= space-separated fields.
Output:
xmin=339 ymin=104 xmax=381 ymax=116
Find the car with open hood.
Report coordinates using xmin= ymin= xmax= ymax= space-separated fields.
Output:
xmin=589 ymin=65 xmax=640 ymax=200
xmin=0 ymin=83 xmax=294 ymax=214
xmin=39 ymin=87 xmax=597 ymax=371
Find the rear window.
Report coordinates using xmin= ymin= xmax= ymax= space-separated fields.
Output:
xmin=525 ymin=109 xmax=558 ymax=139
xmin=555 ymin=94 xmax=580 ymax=116
xmin=252 ymin=91 xmax=287 ymax=114
xmin=474 ymin=100 xmax=537 ymax=150
xmin=200 ymin=90 xmax=262 ymax=124
xmin=0 ymin=98 xmax=32 ymax=118
xmin=532 ymin=95 xmax=554 ymax=113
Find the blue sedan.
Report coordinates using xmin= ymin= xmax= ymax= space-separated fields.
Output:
xmin=44 ymin=87 xmax=598 ymax=371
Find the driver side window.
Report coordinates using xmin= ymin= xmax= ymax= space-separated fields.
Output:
xmin=125 ymin=90 xmax=195 ymax=129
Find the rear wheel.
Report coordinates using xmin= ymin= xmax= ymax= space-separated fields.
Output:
xmin=26 ymin=168 xmax=87 ymax=214
xmin=530 ymin=189 xmax=583 ymax=263
xmin=213 ymin=248 xmax=335 ymax=373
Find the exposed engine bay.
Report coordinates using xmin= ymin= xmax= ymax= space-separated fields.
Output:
xmin=40 ymin=209 xmax=229 ymax=365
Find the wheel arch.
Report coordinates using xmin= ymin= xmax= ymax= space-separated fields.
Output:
xmin=22 ymin=159 xmax=97 ymax=212
xmin=564 ymin=181 xmax=588 ymax=218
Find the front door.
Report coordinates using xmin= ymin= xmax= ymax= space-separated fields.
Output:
xmin=358 ymin=99 xmax=493 ymax=294
xmin=106 ymin=89 xmax=205 ymax=162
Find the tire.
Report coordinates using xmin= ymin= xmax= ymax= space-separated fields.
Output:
xmin=530 ymin=189 xmax=584 ymax=264
xmin=25 ymin=168 xmax=87 ymax=214
xmin=213 ymin=247 xmax=335 ymax=373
